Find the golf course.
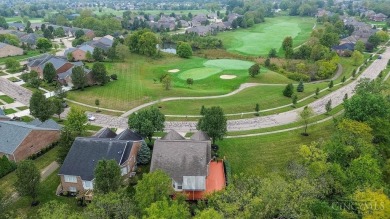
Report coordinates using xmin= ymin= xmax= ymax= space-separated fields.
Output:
xmin=217 ymin=16 xmax=316 ymax=56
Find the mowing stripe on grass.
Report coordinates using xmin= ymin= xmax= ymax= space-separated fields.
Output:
xmin=178 ymin=67 xmax=222 ymax=80
xmin=203 ymin=59 xmax=254 ymax=70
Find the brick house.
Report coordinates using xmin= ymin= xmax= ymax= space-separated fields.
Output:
xmin=0 ymin=43 xmax=23 ymax=58
xmin=65 ymin=45 xmax=95 ymax=61
xmin=58 ymin=128 xmax=143 ymax=200
xmin=150 ymin=130 xmax=226 ymax=200
xmin=0 ymin=119 xmax=61 ymax=162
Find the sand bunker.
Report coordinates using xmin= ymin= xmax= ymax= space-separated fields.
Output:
xmin=168 ymin=69 xmax=180 ymax=73
xmin=220 ymin=75 xmax=237 ymax=79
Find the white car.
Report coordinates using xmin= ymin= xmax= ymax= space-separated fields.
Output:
xmin=87 ymin=115 xmax=96 ymax=121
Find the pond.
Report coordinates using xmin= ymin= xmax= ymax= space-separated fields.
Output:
xmin=158 ymin=43 xmax=176 ymax=54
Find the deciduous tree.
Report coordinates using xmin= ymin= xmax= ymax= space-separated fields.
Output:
xmin=29 ymin=91 xmax=53 ymax=122
xmin=92 ymin=62 xmax=108 ymax=85
xmin=145 ymin=199 xmax=190 ymax=219
xmin=43 ymin=63 xmax=56 ymax=83
xmin=177 ymin=42 xmax=193 ymax=58
xmin=94 ymin=160 xmax=122 ymax=194
xmin=14 ymin=160 xmax=40 ymax=205
xmin=128 ymin=107 xmax=165 ymax=142
xmin=36 ymin=38 xmax=52 ymax=51
xmin=197 ymin=106 xmax=227 ymax=144
xmin=64 ymin=107 xmax=87 ymax=135
xmin=248 ymin=63 xmax=260 ymax=77
xmin=351 ymin=50 xmax=363 ymax=66
xmin=300 ymin=106 xmax=314 ymax=136
xmin=71 ymin=66 xmax=88 ymax=90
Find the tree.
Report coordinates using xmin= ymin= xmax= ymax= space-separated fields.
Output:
xmin=85 ymin=192 xmax=135 ymax=219
xmin=29 ymin=91 xmax=53 ymax=122
xmin=347 ymin=155 xmax=382 ymax=190
xmin=255 ymin=103 xmax=260 ymax=116
xmin=265 ymin=58 xmax=271 ymax=67
xmin=54 ymin=27 xmax=65 ymax=37
xmin=328 ymin=80 xmax=334 ymax=89
xmin=64 ymin=107 xmax=87 ymax=135
xmin=71 ymin=66 xmax=88 ymax=90
xmin=137 ymin=141 xmax=151 ymax=165
xmin=161 ymin=74 xmax=172 ymax=90
xmin=325 ymin=99 xmax=332 ymax=114
xmin=268 ymin=48 xmax=277 ymax=58
xmin=186 ymin=78 xmax=194 ymax=86
xmin=195 ymin=209 xmax=223 ymax=219
xmin=95 ymin=99 xmax=100 ymax=112
xmin=344 ymin=93 xmax=389 ymax=122
xmin=300 ymin=106 xmax=314 ymax=136
xmin=315 ymin=88 xmax=320 ymax=98
xmin=0 ymin=16 xmax=8 ymax=29
xmin=107 ymin=47 xmax=117 ymax=62
xmin=128 ymin=107 xmax=165 ymax=142
xmin=145 ymin=199 xmax=190 ymax=219
xmin=376 ymin=30 xmax=389 ymax=42
xmin=14 ymin=160 xmax=40 ymax=205
xmin=177 ymin=42 xmax=193 ymax=58
xmin=94 ymin=160 xmax=122 ymax=194
xmin=297 ymin=80 xmax=304 ymax=92
xmin=139 ymin=32 xmax=158 ymax=57
xmin=197 ymin=106 xmax=227 ymax=145
xmin=75 ymin=29 xmax=85 ymax=39
xmin=341 ymin=76 xmax=346 ymax=83
xmin=248 ymin=63 xmax=260 ymax=77
xmin=283 ymin=83 xmax=294 ymax=97
xmin=282 ymin=36 xmax=293 ymax=51
xmin=51 ymin=98 xmax=64 ymax=120
xmin=57 ymin=128 xmax=77 ymax=164
xmin=343 ymin=93 xmax=348 ymax=102
xmin=92 ymin=62 xmax=108 ymax=85
xmin=115 ymin=43 xmax=128 ymax=61
xmin=292 ymin=94 xmax=298 ymax=107
xmin=135 ymin=170 xmax=173 ymax=211
xmin=320 ymin=32 xmax=339 ymax=48
xmin=351 ymin=50 xmax=364 ymax=66
xmin=43 ymin=63 xmax=56 ymax=83
xmin=5 ymin=58 xmax=20 ymax=70
xmin=368 ymin=34 xmax=381 ymax=48
xmin=85 ymin=51 xmax=93 ymax=62
xmin=54 ymin=83 xmax=67 ymax=100
xmin=352 ymin=189 xmax=390 ymax=218
xmin=43 ymin=29 xmax=53 ymax=39
xmin=36 ymin=37 xmax=52 ymax=51
xmin=92 ymin=48 xmax=104 ymax=62
xmin=355 ymin=40 xmax=365 ymax=53
xmin=38 ymin=201 xmax=82 ymax=219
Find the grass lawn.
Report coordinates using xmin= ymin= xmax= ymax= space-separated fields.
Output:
xmin=0 ymin=71 xmax=7 ymax=76
xmin=16 ymin=106 xmax=28 ymax=111
xmin=4 ymin=108 xmax=16 ymax=115
xmin=0 ymin=51 xmax=41 ymax=64
xmin=203 ymin=59 xmax=254 ymax=70
xmin=216 ymin=16 xmax=315 ymax=56
xmin=67 ymin=54 xmax=293 ymax=111
xmin=178 ymin=67 xmax=222 ymax=80
xmin=7 ymin=77 xmax=21 ymax=82
xmin=153 ymin=82 xmax=326 ymax=115
xmin=0 ymin=95 xmax=15 ymax=103
xmin=217 ymin=16 xmax=315 ymax=56
xmin=218 ymin=120 xmax=336 ymax=177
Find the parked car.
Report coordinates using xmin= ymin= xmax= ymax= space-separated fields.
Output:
xmin=87 ymin=114 xmax=96 ymax=121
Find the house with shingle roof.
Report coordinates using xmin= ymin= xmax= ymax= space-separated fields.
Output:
xmin=0 ymin=42 xmax=23 ymax=58
xmin=58 ymin=128 xmax=143 ymax=199
xmin=150 ymin=130 xmax=226 ymax=200
xmin=0 ymin=120 xmax=60 ymax=162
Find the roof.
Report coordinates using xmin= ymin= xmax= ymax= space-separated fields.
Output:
xmin=190 ymin=131 xmax=210 ymax=141
xmin=28 ymin=119 xmax=62 ymax=130
xmin=94 ymin=127 xmax=117 ymax=138
xmin=150 ymin=138 xmax=211 ymax=184
xmin=39 ymin=57 xmax=67 ymax=70
xmin=0 ymin=108 xmax=5 ymax=116
xmin=59 ymin=137 xmax=136 ymax=181
xmin=161 ymin=130 xmax=186 ymax=140
xmin=0 ymin=121 xmax=60 ymax=154
xmin=78 ymin=44 xmax=94 ymax=53
xmin=115 ymin=129 xmax=143 ymax=141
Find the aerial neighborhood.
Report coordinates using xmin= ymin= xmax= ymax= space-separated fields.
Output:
xmin=0 ymin=0 xmax=390 ymax=218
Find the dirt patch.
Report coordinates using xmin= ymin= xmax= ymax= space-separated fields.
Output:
xmin=168 ymin=69 xmax=180 ymax=73
xmin=220 ymin=75 xmax=237 ymax=79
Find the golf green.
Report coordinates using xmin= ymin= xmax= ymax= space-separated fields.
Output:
xmin=217 ymin=16 xmax=315 ymax=56
xmin=178 ymin=67 xmax=222 ymax=80
xmin=204 ymin=59 xmax=254 ymax=70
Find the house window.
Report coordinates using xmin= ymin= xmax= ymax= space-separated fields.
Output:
xmin=177 ymin=185 xmax=183 ymax=189
xmin=121 ymin=167 xmax=128 ymax=176
xmin=82 ymin=181 xmax=93 ymax=190
xmin=64 ymin=175 xmax=77 ymax=183
xmin=69 ymin=187 xmax=77 ymax=192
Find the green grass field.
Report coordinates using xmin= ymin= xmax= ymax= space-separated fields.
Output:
xmin=203 ymin=59 xmax=254 ymax=70
xmin=178 ymin=67 xmax=222 ymax=80
xmin=216 ymin=16 xmax=315 ymax=56
xmin=0 ymin=95 xmax=15 ymax=104
xmin=218 ymin=120 xmax=336 ymax=176
xmin=67 ymin=54 xmax=293 ymax=111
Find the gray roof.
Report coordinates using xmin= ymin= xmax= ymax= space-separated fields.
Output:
xmin=161 ymin=130 xmax=185 ymax=140
xmin=115 ymin=129 xmax=143 ymax=141
xmin=190 ymin=131 xmax=210 ymax=141
xmin=150 ymin=138 xmax=211 ymax=184
xmin=0 ymin=121 xmax=60 ymax=154
xmin=59 ymin=137 xmax=137 ymax=181
xmin=94 ymin=127 xmax=117 ymax=138
xmin=39 ymin=57 xmax=67 ymax=70
xmin=28 ymin=119 xmax=62 ymax=130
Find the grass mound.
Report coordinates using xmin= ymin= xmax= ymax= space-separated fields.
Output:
xmin=204 ymin=59 xmax=254 ymax=70
xmin=178 ymin=67 xmax=222 ymax=80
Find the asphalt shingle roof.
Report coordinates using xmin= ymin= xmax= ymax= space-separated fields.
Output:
xmin=0 ymin=121 xmax=60 ymax=154
xmin=115 ymin=129 xmax=143 ymax=141
xmin=28 ymin=119 xmax=62 ymax=130
xmin=59 ymin=137 xmax=136 ymax=181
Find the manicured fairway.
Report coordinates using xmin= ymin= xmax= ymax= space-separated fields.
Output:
xmin=178 ymin=67 xmax=222 ymax=80
xmin=204 ymin=59 xmax=254 ymax=70
xmin=217 ymin=16 xmax=315 ymax=56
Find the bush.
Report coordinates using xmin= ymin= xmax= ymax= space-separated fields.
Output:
xmin=0 ymin=155 xmax=17 ymax=178
xmin=297 ymin=80 xmax=304 ymax=92
xmin=110 ymin=74 xmax=118 ymax=80
xmin=286 ymin=72 xmax=310 ymax=82
xmin=283 ymin=83 xmax=294 ymax=97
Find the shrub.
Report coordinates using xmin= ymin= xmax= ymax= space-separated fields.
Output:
xmin=0 ymin=155 xmax=17 ymax=178
xmin=286 ymin=72 xmax=310 ymax=82
xmin=283 ymin=83 xmax=294 ymax=97
xmin=224 ymin=160 xmax=232 ymax=185
xmin=297 ymin=80 xmax=304 ymax=92
xmin=110 ymin=74 xmax=118 ymax=80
